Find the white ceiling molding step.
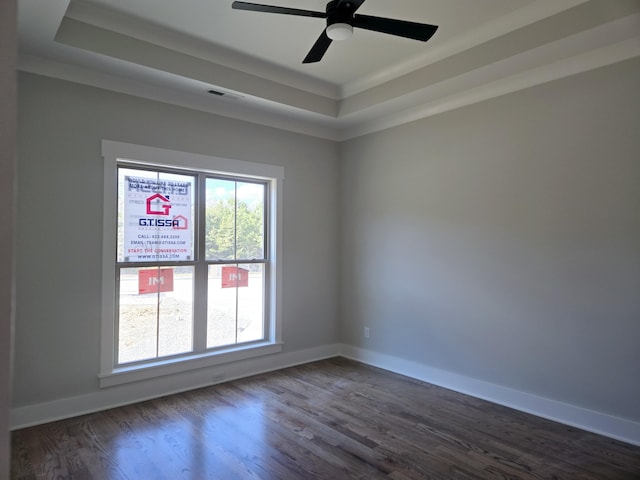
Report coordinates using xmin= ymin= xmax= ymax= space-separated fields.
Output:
xmin=16 ymin=0 xmax=640 ymax=140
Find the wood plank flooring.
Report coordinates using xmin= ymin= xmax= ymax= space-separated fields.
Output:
xmin=11 ymin=357 xmax=640 ymax=479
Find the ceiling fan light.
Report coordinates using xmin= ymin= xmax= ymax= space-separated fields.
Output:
xmin=326 ymin=22 xmax=353 ymax=41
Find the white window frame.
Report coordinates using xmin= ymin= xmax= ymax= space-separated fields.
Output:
xmin=100 ymin=140 xmax=283 ymax=387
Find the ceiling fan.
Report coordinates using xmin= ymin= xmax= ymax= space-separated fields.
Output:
xmin=231 ymin=0 xmax=439 ymax=64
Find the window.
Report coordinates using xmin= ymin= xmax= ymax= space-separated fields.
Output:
xmin=100 ymin=141 xmax=283 ymax=387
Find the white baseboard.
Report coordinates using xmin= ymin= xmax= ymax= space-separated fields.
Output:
xmin=340 ymin=344 xmax=640 ymax=447
xmin=12 ymin=343 xmax=640 ymax=448
xmin=10 ymin=343 xmax=342 ymax=430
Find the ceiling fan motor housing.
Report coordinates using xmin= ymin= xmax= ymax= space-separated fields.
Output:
xmin=326 ymin=0 xmax=354 ymax=23
xmin=326 ymin=0 xmax=354 ymax=40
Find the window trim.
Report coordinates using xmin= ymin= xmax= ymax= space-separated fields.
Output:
xmin=100 ymin=140 xmax=284 ymax=388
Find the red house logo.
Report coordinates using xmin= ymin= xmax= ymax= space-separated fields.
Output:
xmin=146 ymin=193 xmax=171 ymax=215
xmin=172 ymin=215 xmax=188 ymax=230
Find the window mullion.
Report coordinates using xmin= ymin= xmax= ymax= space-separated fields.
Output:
xmin=233 ymin=183 xmax=239 ymax=344
xmin=193 ymin=173 xmax=208 ymax=352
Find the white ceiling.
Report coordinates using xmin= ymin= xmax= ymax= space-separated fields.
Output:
xmin=17 ymin=0 xmax=640 ymax=140
xmin=71 ymin=0 xmax=537 ymax=87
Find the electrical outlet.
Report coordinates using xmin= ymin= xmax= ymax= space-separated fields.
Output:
xmin=364 ymin=326 xmax=370 ymax=339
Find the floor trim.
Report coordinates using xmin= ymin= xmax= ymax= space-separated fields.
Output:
xmin=340 ymin=344 xmax=640 ymax=447
xmin=11 ymin=342 xmax=640 ymax=448
xmin=10 ymin=344 xmax=341 ymax=430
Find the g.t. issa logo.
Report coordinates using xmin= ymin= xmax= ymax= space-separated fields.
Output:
xmin=141 ymin=193 xmax=188 ymax=229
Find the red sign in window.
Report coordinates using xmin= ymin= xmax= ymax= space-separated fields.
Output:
xmin=138 ymin=268 xmax=174 ymax=294
xmin=221 ymin=266 xmax=249 ymax=289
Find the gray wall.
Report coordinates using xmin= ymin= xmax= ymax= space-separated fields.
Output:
xmin=340 ymin=58 xmax=640 ymax=423
xmin=14 ymin=73 xmax=340 ymax=407
xmin=1 ymin=0 xmax=17 ymax=475
xmin=14 ymin=57 xmax=640 ymax=432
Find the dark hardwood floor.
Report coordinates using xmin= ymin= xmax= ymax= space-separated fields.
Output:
xmin=11 ymin=357 xmax=640 ymax=479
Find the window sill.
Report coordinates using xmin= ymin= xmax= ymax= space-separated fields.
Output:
xmin=98 ymin=342 xmax=283 ymax=388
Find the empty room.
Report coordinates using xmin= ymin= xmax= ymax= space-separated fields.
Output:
xmin=3 ymin=0 xmax=640 ymax=478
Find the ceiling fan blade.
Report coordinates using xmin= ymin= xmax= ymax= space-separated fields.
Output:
xmin=303 ymin=30 xmax=333 ymax=64
xmin=231 ymin=1 xmax=326 ymax=18
xmin=353 ymin=14 xmax=438 ymax=42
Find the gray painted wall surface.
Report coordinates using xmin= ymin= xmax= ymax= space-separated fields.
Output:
xmin=13 ymin=58 xmax=640 ymax=431
xmin=340 ymin=58 xmax=640 ymax=422
xmin=1 ymin=0 xmax=17 ymax=475
xmin=14 ymin=73 xmax=340 ymax=407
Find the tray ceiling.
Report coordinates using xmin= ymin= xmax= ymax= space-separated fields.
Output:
xmin=17 ymin=0 xmax=640 ymax=139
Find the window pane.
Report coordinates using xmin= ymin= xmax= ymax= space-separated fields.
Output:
xmin=118 ymin=168 xmax=195 ymax=263
xmin=237 ymin=263 xmax=265 ymax=343
xmin=207 ymin=263 xmax=264 ymax=349
xmin=237 ymin=182 xmax=265 ymax=260
xmin=118 ymin=266 xmax=194 ymax=364
xmin=205 ymin=178 xmax=236 ymax=261
xmin=205 ymin=179 xmax=265 ymax=261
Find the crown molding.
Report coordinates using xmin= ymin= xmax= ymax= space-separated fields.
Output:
xmin=55 ymin=17 xmax=340 ymax=118
xmin=340 ymin=0 xmax=590 ymax=98
xmin=339 ymin=37 xmax=640 ymax=140
xmin=19 ymin=24 xmax=640 ymax=143
xmin=18 ymin=54 xmax=342 ymax=140
xmin=64 ymin=0 xmax=341 ymax=100
xmin=16 ymin=0 xmax=640 ymax=141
